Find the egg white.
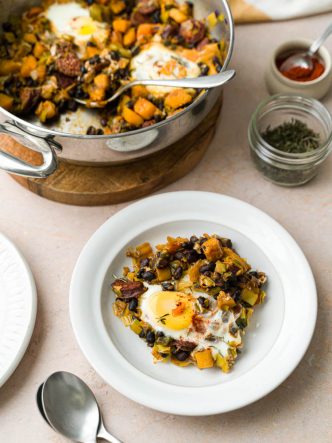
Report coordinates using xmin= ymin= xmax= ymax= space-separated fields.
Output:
xmin=131 ymin=42 xmax=201 ymax=96
xmin=139 ymin=282 xmax=242 ymax=356
xmin=45 ymin=2 xmax=107 ymax=48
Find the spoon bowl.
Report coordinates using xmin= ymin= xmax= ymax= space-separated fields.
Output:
xmin=42 ymin=372 xmax=99 ymax=443
xmin=74 ymin=70 xmax=236 ymax=108
xmin=279 ymin=22 xmax=332 ymax=74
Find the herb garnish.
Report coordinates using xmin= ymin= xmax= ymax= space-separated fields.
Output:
xmin=261 ymin=118 xmax=321 ymax=154
xmin=157 ymin=313 xmax=169 ymax=325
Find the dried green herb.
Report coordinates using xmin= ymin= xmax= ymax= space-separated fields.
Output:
xmin=261 ymin=119 xmax=321 ymax=153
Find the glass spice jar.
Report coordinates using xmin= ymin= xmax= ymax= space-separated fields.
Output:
xmin=248 ymin=94 xmax=332 ymax=186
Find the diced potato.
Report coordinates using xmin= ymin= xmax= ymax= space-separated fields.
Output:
xmin=35 ymin=100 xmax=57 ymax=122
xmin=156 ymin=267 xmax=172 ymax=282
xmin=0 ymin=59 xmax=21 ymax=76
xmin=20 ymin=55 xmax=37 ymax=78
xmin=113 ymin=19 xmax=131 ymax=33
xmin=169 ymin=8 xmax=188 ymax=23
xmin=202 ymin=237 xmax=223 ymax=261
xmin=195 ymin=349 xmax=214 ymax=369
xmin=217 ymin=291 xmax=236 ymax=309
xmin=0 ymin=93 xmax=14 ymax=111
xmin=123 ymin=106 xmax=144 ymax=127
xmin=188 ymin=260 xmax=203 ymax=283
xmin=164 ymin=89 xmax=192 ymax=110
xmin=215 ymin=260 xmax=226 ymax=274
xmin=240 ymin=288 xmax=259 ymax=306
xmin=23 ymin=33 xmax=37 ymax=44
xmin=123 ymin=27 xmax=136 ymax=47
xmin=216 ymin=353 xmax=231 ymax=372
xmin=134 ymin=98 xmax=157 ymax=120
xmin=130 ymin=319 xmax=142 ymax=335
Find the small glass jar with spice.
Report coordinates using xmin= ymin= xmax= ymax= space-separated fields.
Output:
xmin=265 ymin=39 xmax=332 ymax=100
xmin=248 ymin=94 xmax=332 ymax=186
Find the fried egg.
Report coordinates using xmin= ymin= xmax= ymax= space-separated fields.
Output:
xmin=45 ymin=2 xmax=107 ymax=49
xmin=140 ymin=283 xmax=242 ymax=356
xmin=131 ymin=42 xmax=201 ymax=96
xmin=140 ymin=284 xmax=195 ymax=339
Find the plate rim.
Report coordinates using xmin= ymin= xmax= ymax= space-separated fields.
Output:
xmin=0 ymin=232 xmax=37 ymax=388
xmin=70 ymin=191 xmax=317 ymax=415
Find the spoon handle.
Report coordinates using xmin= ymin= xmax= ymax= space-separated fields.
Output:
xmin=129 ymin=69 xmax=236 ymax=90
xmin=98 ymin=424 xmax=122 ymax=443
xmin=309 ymin=23 xmax=332 ymax=55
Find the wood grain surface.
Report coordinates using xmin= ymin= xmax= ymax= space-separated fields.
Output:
xmin=1 ymin=98 xmax=222 ymax=206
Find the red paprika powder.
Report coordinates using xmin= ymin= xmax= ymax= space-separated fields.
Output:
xmin=276 ymin=51 xmax=325 ymax=82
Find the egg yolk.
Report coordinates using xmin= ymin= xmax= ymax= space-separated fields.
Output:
xmin=149 ymin=291 xmax=194 ymax=330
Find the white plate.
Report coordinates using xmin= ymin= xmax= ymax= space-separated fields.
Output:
xmin=0 ymin=233 xmax=37 ymax=387
xmin=70 ymin=192 xmax=317 ymax=415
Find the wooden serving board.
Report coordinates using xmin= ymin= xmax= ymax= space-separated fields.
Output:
xmin=2 ymin=98 xmax=222 ymax=206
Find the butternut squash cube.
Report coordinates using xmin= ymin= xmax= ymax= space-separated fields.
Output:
xmin=195 ymin=349 xmax=214 ymax=369
xmin=122 ymin=106 xmax=144 ymax=127
xmin=113 ymin=19 xmax=131 ymax=33
xmin=123 ymin=28 xmax=136 ymax=47
xmin=202 ymin=237 xmax=223 ymax=261
xmin=0 ymin=93 xmax=14 ymax=111
xmin=164 ymin=89 xmax=192 ymax=110
xmin=134 ymin=98 xmax=157 ymax=120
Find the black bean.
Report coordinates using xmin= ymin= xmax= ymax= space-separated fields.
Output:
xmin=97 ymin=129 xmax=104 ymax=135
xmin=156 ymin=258 xmax=168 ymax=269
xmin=173 ymin=266 xmax=183 ymax=280
xmin=199 ymin=262 xmax=216 ymax=274
xmin=140 ymin=257 xmax=150 ymax=267
xmin=110 ymin=50 xmax=120 ymax=61
xmin=213 ymin=56 xmax=223 ymax=72
xmin=100 ymin=118 xmax=108 ymax=127
xmin=80 ymin=65 xmax=88 ymax=74
xmin=184 ymin=249 xmax=199 ymax=264
xmin=173 ymin=350 xmax=189 ymax=361
xmin=131 ymin=46 xmax=140 ymax=56
xmin=2 ymin=22 xmax=13 ymax=32
xmin=174 ymin=251 xmax=183 ymax=260
xmin=136 ymin=268 xmax=145 ymax=279
xmin=199 ymin=237 xmax=207 ymax=245
xmin=198 ymin=296 xmax=206 ymax=306
xmin=190 ymin=235 xmax=199 ymax=244
xmin=181 ymin=241 xmax=192 ymax=249
xmin=67 ymin=100 xmax=78 ymax=112
xmin=151 ymin=10 xmax=161 ymax=23
xmin=156 ymin=331 xmax=165 ymax=338
xmin=142 ymin=271 xmax=155 ymax=281
xmin=161 ymin=281 xmax=175 ymax=291
xmin=128 ymin=298 xmax=138 ymax=312
xmin=233 ymin=289 xmax=241 ymax=303
xmin=89 ymin=55 xmax=100 ymax=65
xmin=86 ymin=0 xmax=94 ymax=4
xmin=220 ymin=238 xmax=232 ymax=248
xmin=146 ymin=330 xmax=156 ymax=345
xmin=139 ymin=330 xmax=146 ymax=338
xmin=57 ymin=100 xmax=67 ymax=113
xmin=199 ymin=63 xmax=209 ymax=76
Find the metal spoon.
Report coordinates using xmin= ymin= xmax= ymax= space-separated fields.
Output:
xmin=74 ymin=69 xmax=235 ymax=108
xmin=40 ymin=372 xmax=122 ymax=443
xmin=280 ymin=23 xmax=332 ymax=73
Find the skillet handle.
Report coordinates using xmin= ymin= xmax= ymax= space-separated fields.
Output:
xmin=0 ymin=121 xmax=61 ymax=178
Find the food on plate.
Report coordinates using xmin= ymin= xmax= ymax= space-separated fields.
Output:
xmin=0 ymin=0 xmax=226 ymax=134
xmin=111 ymin=234 xmax=267 ymax=372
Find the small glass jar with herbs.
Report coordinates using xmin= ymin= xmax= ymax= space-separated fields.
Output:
xmin=248 ymin=94 xmax=332 ymax=186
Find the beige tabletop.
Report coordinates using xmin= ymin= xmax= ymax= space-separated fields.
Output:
xmin=0 ymin=14 xmax=331 ymax=443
